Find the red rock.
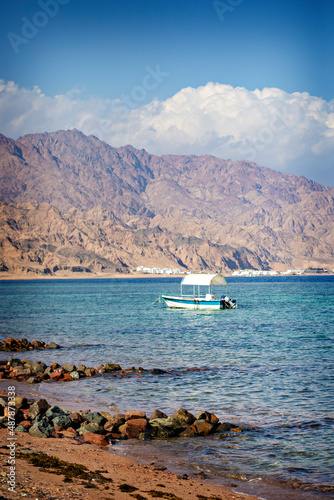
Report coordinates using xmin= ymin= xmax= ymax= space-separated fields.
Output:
xmin=61 ymin=373 xmax=73 ymax=382
xmin=193 ymin=420 xmax=215 ymax=436
xmin=22 ymin=409 xmax=32 ymax=418
xmin=210 ymin=413 xmax=220 ymax=424
xmin=18 ymin=420 xmax=32 ymax=429
xmin=127 ymin=418 xmax=148 ymax=432
xmin=83 ymin=432 xmax=109 ymax=446
xmin=125 ymin=410 xmax=147 ymax=421
xmin=50 ymin=372 xmax=62 ymax=381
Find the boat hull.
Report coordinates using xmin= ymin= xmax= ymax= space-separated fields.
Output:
xmin=162 ymin=295 xmax=224 ymax=310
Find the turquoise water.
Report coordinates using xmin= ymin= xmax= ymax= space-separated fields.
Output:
xmin=0 ymin=276 xmax=333 ymax=498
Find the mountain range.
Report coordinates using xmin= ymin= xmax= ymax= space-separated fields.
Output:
xmin=0 ymin=129 xmax=333 ymax=276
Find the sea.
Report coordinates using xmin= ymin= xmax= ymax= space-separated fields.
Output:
xmin=0 ymin=276 xmax=333 ymax=500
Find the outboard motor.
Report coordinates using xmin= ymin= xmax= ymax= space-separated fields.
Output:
xmin=222 ymin=296 xmax=237 ymax=309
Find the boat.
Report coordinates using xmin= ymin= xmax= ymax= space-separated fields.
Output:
xmin=162 ymin=273 xmax=237 ymax=310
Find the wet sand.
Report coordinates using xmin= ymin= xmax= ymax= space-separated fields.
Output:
xmin=0 ymin=426 xmax=262 ymax=500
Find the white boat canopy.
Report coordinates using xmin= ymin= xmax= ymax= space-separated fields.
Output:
xmin=181 ymin=273 xmax=227 ymax=286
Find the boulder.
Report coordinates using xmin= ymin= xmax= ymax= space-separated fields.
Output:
xmin=52 ymin=415 xmax=72 ymax=429
xmin=172 ymin=408 xmax=195 ymax=426
xmin=14 ymin=397 xmax=28 ymax=409
xmin=45 ymin=405 xmax=66 ymax=419
xmin=121 ymin=418 xmax=149 ymax=438
xmin=150 ymin=409 xmax=168 ymax=420
xmin=179 ymin=425 xmax=197 ymax=437
xmin=70 ymin=371 xmax=80 ymax=379
xmin=82 ymin=412 xmax=106 ymax=427
xmin=125 ymin=410 xmax=147 ymax=421
xmin=29 ymin=399 xmax=50 ymax=419
xmin=193 ymin=419 xmax=215 ymax=436
xmin=68 ymin=411 xmax=84 ymax=428
xmin=49 ymin=342 xmax=60 ymax=349
xmin=149 ymin=417 xmax=182 ymax=438
xmin=49 ymin=362 xmax=61 ymax=370
xmin=80 ymin=422 xmax=106 ymax=435
xmin=29 ymin=417 xmax=54 ymax=438
xmin=62 ymin=364 xmax=76 ymax=373
xmin=104 ymin=413 xmax=125 ymax=427
xmin=83 ymin=432 xmax=109 ymax=446
xmin=104 ymin=363 xmax=122 ymax=372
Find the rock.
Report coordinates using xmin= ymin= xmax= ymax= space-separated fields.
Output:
xmin=125 ymin=410 xmax=147 ymax=421
xmin=104 ymin=363 xmax=122 ymax=372
xmin=69 ymin=371 xmax=80 ymax=379
xmin=50 ymin=371 xmax=62 ymax=381
xmin=172 ymin=408 xmax=195 ymax=426
xmin=195 ymin=411 xmax=219 ymax=424
xmin=27 ymin=377 xmax=38 ymax=384
xmin=193 ymin=419 xmax=215 ymax=436
xmin=52 ymin=415 xmax=72 ymax=429
xmin=139 ymin=431 xmax=152 ymax=440
xmin=77 ymin=364 xmax=87 ymax=372
xmin=150 ymin=409 xmax=168 ymax=420
xmin=45 ymin=405 xmax=66 ymax=419
xmin=104 ymin=421 xmax=118 ymax=433
xmin=15 ymin=424 xmax=28 ymax=432
xmin=83 ymin=432 xmax=109 ymax=446
xmin=29 ymin=417 xmax=54 ymax=438
xmin=99 ymin=411 xmax=114 ymax=421
xmin=62 ymin=363 xmax=76 ymax=373
xmin=179 ymin=425 xmax=197 ymax=437
xmin=68 ymin=411 xmax=84 ymax=428
xmin=84 ymin=368 xmax=97 ymax=377
xmin=149 ymin=418 xmax=182 ymax=438
xmin=17 ymin=420 xmax=32 ymax=430
xmin=50 ymin=362 xmax=61 ymax=370
xmin=9 ymin=367 xmax=31 ymax=377
xmin=216 ymin=422 xmax=234 ymax=432
xmin=121 ymin=418 xmax=149 ymax=438
xmin=31 ymin=340 xmax=44 ymax=349
xmin=104 ymin=413 xmax=125 ymax=427
xmin=151 ymin=368 xmax=167 ymax=375
xmin=49 ymin=342 xmax=60 ymax=349
xmin=8 ymin=358 xmax=24 ymax=367
xmin=82 ymin=412 xmax=106 ymax=426
xmin=80 ymin=422 xmax=106 ymax=435
xmin=62 ymin=373 xmax=73 ymax=381
xmin=14 ymin=397 xmax=28 ymax=409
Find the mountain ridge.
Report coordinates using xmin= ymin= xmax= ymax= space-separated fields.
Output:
xmin=0 ymin=130 xmax=333 ymax=275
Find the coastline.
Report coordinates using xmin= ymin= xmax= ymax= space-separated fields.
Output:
xmin=0 ymin=423 xmax=261 ymax=500
xmin=0 ymin=271 xmax=333 ymax=281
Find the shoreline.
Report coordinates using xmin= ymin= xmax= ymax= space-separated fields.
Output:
xmin=1 ymin=354 xmax=333 ymax=500
xmin=0 ymin=271 xmax=333 ymax=281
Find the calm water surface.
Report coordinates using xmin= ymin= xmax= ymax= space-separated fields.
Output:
xmin=1 ymin=276 xmax=333 ymax=499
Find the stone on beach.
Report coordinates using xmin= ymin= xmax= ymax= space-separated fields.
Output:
xmin=172 ymin=408 xmax=196 ymax=426
xmin=150 ymin=409 xmax=168 ymax=420
xmin=29 ymin=399 xmax=51 ymax=419
xmin=125 ymin=410 xmax=147 ymax=421
xmin=83 ymin=432 xmax=109 ymax=446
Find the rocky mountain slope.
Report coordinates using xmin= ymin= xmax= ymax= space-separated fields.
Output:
xmin=0 ymin=130 xmax=333 ymax=275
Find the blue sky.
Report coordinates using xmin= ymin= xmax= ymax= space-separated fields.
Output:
xmin=0 ymin=0 xmax=333 ymax=185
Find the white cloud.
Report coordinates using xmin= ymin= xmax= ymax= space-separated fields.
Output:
xmin=1 ymin=79 xmax=333 ymax=186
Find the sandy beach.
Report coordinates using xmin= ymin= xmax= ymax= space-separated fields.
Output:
xmin=0 ymin=425 xmax=261 ymax=500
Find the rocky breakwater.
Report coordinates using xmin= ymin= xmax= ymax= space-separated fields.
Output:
xmin=0 ymin=357 xmax=167 ymax=383
xmin=0 ymin=337 xmax=60 ymax=352
xmin=0 ymin=396 xmax=245 ymax=448
xmin=0 ymin=358 xmax=123 ymax=383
